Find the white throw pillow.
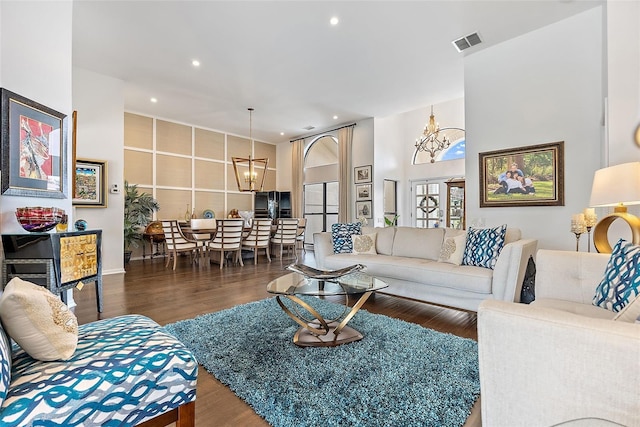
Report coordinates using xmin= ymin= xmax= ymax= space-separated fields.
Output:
xmin=0 ymin=277 xmax=78 ymax=361
xmin=352 ymin=233 xmax=377 ymax=255
xmin=613 ymin=293 xmax=640 ymax=323
xmin=438 ymin=233 xmax=467 ymax=265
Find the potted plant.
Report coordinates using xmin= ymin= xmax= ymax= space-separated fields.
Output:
xmin=124 ymin=180 xmax=159 ymax=264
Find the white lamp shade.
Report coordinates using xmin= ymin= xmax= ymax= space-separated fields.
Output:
xmin=589 ymin=162 xmax=640 ymax=207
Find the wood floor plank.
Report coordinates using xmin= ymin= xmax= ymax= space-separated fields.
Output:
xmin=73 ymin=252 xmax=480 ymax=426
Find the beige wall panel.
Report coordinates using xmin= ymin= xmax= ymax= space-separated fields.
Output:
xmin=194 ymin=128 xmax=225 ymax=160
xmin=156 ymin=120 xmax=192 ymax=155
xmin=227 ymin=193 xmax=253 ymax=212
xmin=263 ymin=169 xmax=276 ymax=191
xmin=155 ymin=189 xmax=191 ymax=220
xmin=195 ymin=160 xmax=225 ymax=190
xmin=254 ymin=141 xmax=277 ymax=168
xmin=194 ymin=191 xmax=225 ymax=220
xmin=124 ymin=150 xmax=153 ymax=185
xmin=156 ymin=154 xmax=192 ymax=187
xmin=227 ymin=135 xmax=250 ymax=162
xmin=124 ymin=113 xmax=153 ymax=150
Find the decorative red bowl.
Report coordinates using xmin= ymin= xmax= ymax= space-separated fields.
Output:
xmin=15 ymin=207 xmax=65 ymax=232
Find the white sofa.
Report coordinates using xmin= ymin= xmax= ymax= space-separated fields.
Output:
xmin=313 ymin=226 xmax=538 ymax=312
xmin=478 ymin=250 xmax=640 ymax=426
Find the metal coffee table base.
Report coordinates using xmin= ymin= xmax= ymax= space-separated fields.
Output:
xmin=276 ymin=291 xmax=373 ymax=348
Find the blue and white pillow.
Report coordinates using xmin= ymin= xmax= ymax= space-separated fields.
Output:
xmin=331 ymin=223 xmax=362 ymax=254
xmin=462 ymin=224 xmax=507 ymax=270
xmin=593 ymin=239 xmax=640 ymax=313
xmin=0 ymin=323 xmax=11 ymax=407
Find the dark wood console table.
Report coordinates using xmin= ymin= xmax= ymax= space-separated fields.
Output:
xmin=1 ymin=230 xmax=103 ymax=312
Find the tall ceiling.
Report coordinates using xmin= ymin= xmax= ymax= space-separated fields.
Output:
xmin=72 ymin=0 xmax=603 ymax=143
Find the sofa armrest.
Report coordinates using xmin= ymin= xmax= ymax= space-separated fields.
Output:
xmin=535 ymin=249 xmax=610 ymax=304
xmin=312 ymin=232 xmax=334 ymax=269
xmin=491 ymin=238 xmax=538 ymax=302
xmin=478 ymin=300 xmax=640 ymax=426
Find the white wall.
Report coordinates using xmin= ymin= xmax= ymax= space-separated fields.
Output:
xmin=465 ymin=7 xmax=604 ymax=250
xmin=0 ymin=1 xmax=73 ymax=233
xmin=73 ymin=67 xmax=125 ymax=274
xmin=606 ymin=0 xmax=640 ymax=166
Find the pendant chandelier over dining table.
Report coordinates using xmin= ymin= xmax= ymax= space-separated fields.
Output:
xmin=232 ymin=108 xmax=269 ymax=192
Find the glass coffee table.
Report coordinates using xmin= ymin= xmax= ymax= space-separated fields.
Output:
xmin=266 ymin=272 xmax=388 ymax=347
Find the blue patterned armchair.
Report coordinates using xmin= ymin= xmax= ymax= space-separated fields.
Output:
xmin=0 ymin=314 xmax=197 ymax=426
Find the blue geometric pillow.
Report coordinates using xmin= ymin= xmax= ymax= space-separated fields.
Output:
xmin=331 ymin=223 xmax=362 ymax=254
xmin=462 ymin=224 xmax=507 ymax=270
xmin=0 ymin=322 xmax=11 ymax=407
xmin=593 ymin=239 xmax=640 ymax=312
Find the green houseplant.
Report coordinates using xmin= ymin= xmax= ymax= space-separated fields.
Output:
xmin=124 ymin=181 xmax=159 ymax=263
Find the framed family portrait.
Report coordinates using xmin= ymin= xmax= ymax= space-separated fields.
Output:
xmin=354 ymin=165 xmax=372 ymax=184
xmin=1 ymin=88 xmax=68 ymax=198
xmin=73 ymin=158 xmax=108 ymax=207
xmin=479 ymin=141 xmax=564 ymax=208
xmin=355 ymin=184 xmax=371 ymax=201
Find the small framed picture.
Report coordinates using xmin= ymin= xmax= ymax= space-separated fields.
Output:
xmin=356 ymin=184 xmax=371 ymax=201
xmin=354 ymin=165 xmax=372 ymax=184
xmin=356 ymin=201 xmax=372 ymax=219
xmin=1 ymin=88 xmax=68 ymax=198
xmin=73 ymin=158 xmax=108 ymax=207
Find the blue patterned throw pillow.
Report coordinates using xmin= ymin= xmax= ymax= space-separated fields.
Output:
xmin=593 ymin=239 xmax=640 ymax=312
xmin=331 ymin=223 xmax=362 ymax=254
xmin=462 ymin=224 xmax=507 ymax=269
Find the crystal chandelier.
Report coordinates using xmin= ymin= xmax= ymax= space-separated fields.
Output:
xmin=415 ymin=106 xmax=451 ymax=163
xmin=232 ymin=108 xmax=269 ymax=192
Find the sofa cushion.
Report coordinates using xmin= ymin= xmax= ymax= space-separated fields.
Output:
xmin=0 ymin=323 xmax=11 ymax=408
xmin=331 ymin=222 xmax=361 ymax=254
xmin=352 ymin=233 xmax=377 ymax=255
xmin=0 ymin=278 xmax=78 ymax=361
xmin=1 ymin=314 xmax=197 ymax=426
xmin=362 ymin=226 xmax=395 ymax=255
xmin=614 ymin=294 xmax=640 ymax=323
xmin=439 ymin=229 xmax=467 ymax=265
xmin=324 ymin=253 xmax=494 ymax=294
xmin=532 ymin=298 xmax=616 ymax=320
xmin=392 ymin=227 xmax=444 ymax=260
xmin=593 ymin=239 xmax=640 ymax=312
xmin=462 ymin=225 xmax=507 ymax=270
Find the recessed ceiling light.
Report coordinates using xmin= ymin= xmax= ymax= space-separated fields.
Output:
xmin=280 ymin=132 xmax=285 ymax=136
xmin=150 ymin=97 xmax=158 ymax=103
xmin=330 ymin=16 xmax=339 ymax=26
xmin=192 ymin=59 xmax=200 ymax=67
xmin=333 ymin=115 xmax=338 ymax=120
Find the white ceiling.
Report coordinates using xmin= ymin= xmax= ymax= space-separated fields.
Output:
xmin=72 ymin=0 xmax=603 ymax=143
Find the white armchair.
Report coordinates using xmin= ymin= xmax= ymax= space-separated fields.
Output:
xmin=478 ymin=250 xmax=640 ymax=427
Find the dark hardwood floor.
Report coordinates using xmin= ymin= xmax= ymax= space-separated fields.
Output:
xmin=73 ymin=251 xmax=480 ymax=427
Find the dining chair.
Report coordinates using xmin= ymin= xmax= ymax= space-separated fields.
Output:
xmin=160 ymin=220 xmax=200 ymax=270
xmin=270 ymin=218 xmax=299 ymax=261
xmin=295 ymin=217 xmax=307 ymax=254
xmin=189 ymin=218 xmax=217 ymax=242
xmin=206 ymin=218 xmax=245 ymax=269
xmin=241 ymin=218 xmax=272 ymax=265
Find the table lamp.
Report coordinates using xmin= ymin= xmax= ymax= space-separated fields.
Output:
xmin=589 ymin=162 xmax=640 ymax=253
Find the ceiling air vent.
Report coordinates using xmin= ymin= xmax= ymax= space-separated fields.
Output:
xmin=452 ymin=32 xmax=482 ymax=52
xmin=303 ymin=125 xmax=315 ymax=131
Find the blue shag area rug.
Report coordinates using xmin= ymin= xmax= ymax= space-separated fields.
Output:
xmin=164 ymin=296 xmax=480 ymax=427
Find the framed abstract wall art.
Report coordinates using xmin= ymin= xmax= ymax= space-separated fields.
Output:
xmin=1 ymin=88 xmax=68 ymax=198
xmin=479 ymin=141 xmax=564 ymax=207
xmin=73 ymin=158 xmax=107 ymax=207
